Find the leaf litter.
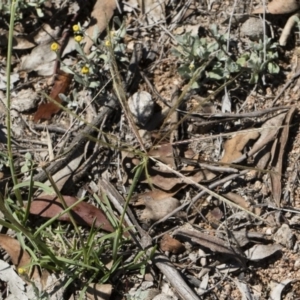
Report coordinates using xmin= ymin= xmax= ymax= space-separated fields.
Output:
xmin=2 ymin=0 xmax=300 ymax=299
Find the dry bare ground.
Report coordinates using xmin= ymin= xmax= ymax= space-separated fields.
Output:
xmin=2 ymin=0 xmax=300 ymax=299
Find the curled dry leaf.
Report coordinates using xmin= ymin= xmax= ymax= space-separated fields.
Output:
xmin=244 ymin=244 xmax=282 ymax=261
xmin=221 ymin=131 xmax=259 ymax=163
xmin=29 ymin=195 xmax=114 ymax=232
xmin=252 ymin=0 xmax=300 ymax=14
xmin=83 ymin=0 xmax=117 ymax=53
xmin=269 ymin=279 xmax=296 ymax=300
xmin=248 ymin=113 xmax=286 ymax=157
xmin=34 ymin=70 xmax=73 ymax=122
xmin=160 ymin=234 xmax=185 ymax=254
xmin=148 ymin=144 xmax=176 ymax=168
xmin=136 ymin=196 xmax=180 ymax=222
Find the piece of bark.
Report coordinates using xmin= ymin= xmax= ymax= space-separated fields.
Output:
xmin=153 ymin=253 xmax=200 ymax=300
xmin=270 ymin=107 xmax=296 ymax=206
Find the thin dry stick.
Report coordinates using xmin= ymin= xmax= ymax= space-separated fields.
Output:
xmin=149 ymin=169 xmax=249 ymax=231
xmin=148 ymin=159 xmax=267 ymax=232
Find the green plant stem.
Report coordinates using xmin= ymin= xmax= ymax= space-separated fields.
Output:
xmin=6 ymin=0 xmax=22 ymax=206
xmin=43 ymin=169 xmax=88 ymax=261
xmin=113 ymin=160 xmax=145 ymax=261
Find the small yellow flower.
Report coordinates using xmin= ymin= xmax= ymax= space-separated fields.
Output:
xmin=50 ymin=42 xmax=59 ymax=51
xmin=189 ymin=63 xmax=195 ymax=71
xmin=105 ymin=40 xmax=111 ymax=47
xmin=72 ymin=24 xmax=80 ymax=32
xmin=74 ymin=35 xmax=83 ymax=42
xmin=18 ymin=268 xmax=27 ymax=275
xmin=81 ymin=66 xmax=89 ymax=74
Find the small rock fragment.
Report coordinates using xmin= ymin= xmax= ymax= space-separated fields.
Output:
xmin=240 ymin=17 xmax=268 ymax=40
xmin=11 ymin=89 xmax=38 ymax=112
xmin=273 ymin=224 xmax=295 ymax=249
xmin=128 ymin=91 xmax=154 ymax=126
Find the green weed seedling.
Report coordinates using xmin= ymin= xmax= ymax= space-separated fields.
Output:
xmin=172 ymin=24 xmax=280 ymax=86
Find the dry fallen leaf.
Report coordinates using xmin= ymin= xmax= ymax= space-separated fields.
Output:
xmin=34 ymin=70 xmax=73 ymax=122
xmin=0 ymin=234 xmax=40 ymax=279
xmin=148 ymin=144 xmax=176 ymax=168
xmin=244 ymin=244 xmax=282 ymax=261
xmin=221 ymin=131 xmax=259 ymax=163
xmin=248 ymin=113 xmax=286 ymax=157
xmin=269 ymin=279 xmax=295 ymax=300
xmin=29 ymin=195 xmax=114 ymax=232
xmin=223 ymin=192 xmax=261 ymax=216
xmin=252 ymin=0 xmax=300 ymax=14
xmin=160 ymin=234 xmax=185 ymax=254
xmin=83 ymin=0 xmax=117 ymax=53
xmin=136 ymin=189 xmax=178 ymax=201
xmin=270 ymin=107 xmax=295 ymax=206
xmin=136 ymin=196 xmax=180 ymax=222
xmin=148 ymin=169 xmax=216 ymax=191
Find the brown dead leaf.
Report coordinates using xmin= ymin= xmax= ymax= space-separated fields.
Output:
xmin=0 ymin=234 xmax=40 ymax=279
xmin=248 ymin=113 xmax=286 ymax=157
xmin=136 ymin=189 xmax=178 ymax=201
xmin=83 ymin=0 xmax=117 ymax=53
xmin=29 ymin=195 xmax=114 ymax=232
xmin=223 ymin=192 xmax=261 ymax=215
xmin=34 ymin=70 xmax=73 ymax=122
xmin=252 ymin=0 xmax=300 ymax=14
xmin=148 ymin=144 xmax=175 ymax=168
xmin=160 ymin=234 xmax=185 ymax=254
xmin=221 ymin=131 xmax=259 ymax=163
xmin=136 ymin=196 xmax=180 ymax=222
xmin=148 ymin=169 xmax=216 ymax=191
xmin=270 ymin=107 xmax=296 ymax=206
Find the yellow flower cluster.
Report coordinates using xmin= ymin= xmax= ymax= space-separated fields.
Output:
xmin=73 ymin=24 xmax=83 ymax=43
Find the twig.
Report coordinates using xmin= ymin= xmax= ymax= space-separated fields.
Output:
xmin=272 ymin=71 xmax=300 ymax=105
xmin=153 ymin=253 xmax=200 ymax=300
xmin=149 ymin=169 xmax=249 ymax=231
xmin=279 ymin=12 xmax=300 ymax=46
